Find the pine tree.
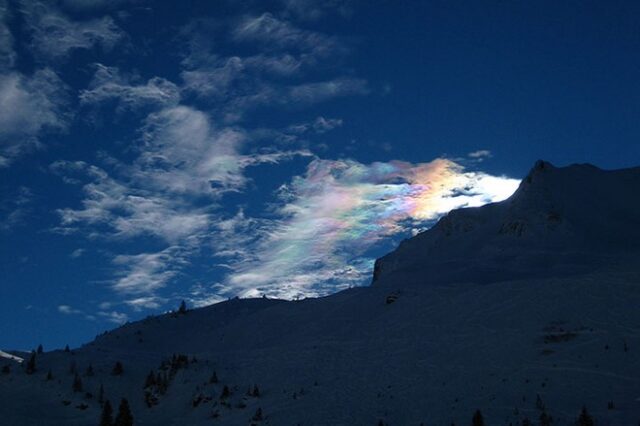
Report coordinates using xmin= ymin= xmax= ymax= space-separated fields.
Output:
xmin=2 ymin=365 xmax=10 ymax=374
xmin=155 ymin=372 xmax=164 ymax=392
xmin=472 ymin=409 xmax=485 ymax=426
xmin=99 ymin=400 xmax=113 ymax=426
xmin=111 ymin=361 xmax=124 ymax=376
xmin=576 ymin=406 xmax=594 ymax=426
xmin=37 ymin=344 xmax=43 ymax=354
xmin=178 ymin=300 xmax=187 ymax=314
xmin=98 ymin=384 xmax=105 ymax=404
xmin=64 ymin=344 xmax=70 ymax=352
xmin=72 ymin=373 xmax=83 ymax=392
xmin=114 ymin=398 xmax=134 ymax=426
xmin=536 ymin=394 xmax=545 ymax=411
xmin=539 ymin=410 xmax=553 ymax=426
xmin=220 ymin=385 xmax=231 ymax=399
xmin=144 ymin=370 xmax=156 ymax=388
xmin=25 ymin=352 xmax=36 ymax=374
xmin=252 ymin=384 xmax=260 ymax=397
xmin=46 ymin=369 xmax=53 ymax=381
xmin=209 ymin=371 xmax=218 ymax=384
xmin=252 ymin=407 xmax=263 ymax=421
xmin=86 ymin=364 xmax=94 ymax=376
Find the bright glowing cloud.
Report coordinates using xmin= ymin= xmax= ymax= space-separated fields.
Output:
xmin=216 ymin=158 xmax=520 ymax=299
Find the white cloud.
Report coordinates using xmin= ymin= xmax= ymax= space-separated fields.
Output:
xmin=58 ymin=304 xmax=83 ymax=315
xmin=23 ymin=1 xmax=124 ymax=60
xmin=112 ymin=247 xmax=187 ymax=295
xmin=80 ymin=64 xmax=180 ymax=112
xmin=54 ymin=160 xmax=212 ymax=242
xmin=0 ymin=186 xmax=32 ymax=231
xmin=53 ymin=105 xmax=311 ymax=297
xmin=59 ymin=302 xmax=126 ymax=324
xmin=468 ymin=150 xmax=493 ymax=160
xmin=233 ymin=13 xmax=338 ymax=57
xmin=181 ymin=54 xmax=305 ymax=101
xmin=70 ymin=248 xmax=85 ymax=258
xmin=124 ymin=296 xmax=166 ymax=310
xmin=220 ymin=78 xmax=367 ymax=120
xmin=0 ymin=70 xmax=69 ymax=166
xmin=281 ymin=0 xmax=353 ymax=21
xmin=135 ymin=106 xmax=312 ymax=197
xmin=0 ymin=0 xmax=15 ymax=69
xmin=60 ymin=0 xmax=129 ymax=10
xmin=136 ymin=106 xmax=249 ymax=195
xmin=177 ymin=13 xmax=361 ymax=123
xmin=97 ymin=310 xmax=128 ymax=324
xmin=288 ymin=116 xmax=343 ymax=134
xmin=181 ymin=56 xmax=245 ymax=99
xmin=287 ymin=78 xmax=368 ymax=105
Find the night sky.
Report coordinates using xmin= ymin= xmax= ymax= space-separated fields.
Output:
xmin=1 ymin=0 xmax=639 ymax=350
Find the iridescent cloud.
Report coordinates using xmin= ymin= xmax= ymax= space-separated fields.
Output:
xmin=216 ymin=158 xmax=520 ymax=299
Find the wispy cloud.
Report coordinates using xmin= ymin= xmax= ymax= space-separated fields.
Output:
xmin=97 ymin=310 xmax=128 ymax=324
xmin=112 ymin=247 xmax=187 ymax=295
xmin=233 ymin=13 xmax=339 ymax=57
xmin=288 ymin=116 xmax=343 ymax=135
xmin=53 ymin=105 xmax=311 ymax=297
xmin=287 ymin=78 xmax=368 ymax=105
xmin=60 ymin=0 xmax=129 ymax=11
xmin=52 ymin=160 xmax=212 ymax=243
xmin=179 ymin=13 xmax=357 ymax=122
xmin=58 ymin=304 xmax=84 ymax=315
xmin=23 ymin=1 xmax=124 ymax=60
xmin=80 ymin=64 xmax=181 ymax=113
xmin=124 ymin=296 xmax=167 ymax=311
xmin=0 ymin=70 xmax=69 ymax=166
xmin=70 ymin=248 xmax=85 ymax=258
xmin=59 ymin=303 xmax=127 ymax=324
xmin=0 ymin=186 xmax=33 ymax=231
xmin=0 ymin=0 xmax=15 ymax=69
xmin=468 ymin=150 xmax=493 ymax=160
xmin=214 ymin=158 xmax=520 ymax=299
xmin=43 ymin=3 xmax=518 ymax=314
xmin=280 ymin=0 xmax=353 ymax=21
xmin=0 ymin=2 xmax=78 ymax=166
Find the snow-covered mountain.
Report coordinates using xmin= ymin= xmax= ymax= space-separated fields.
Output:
xmin=2 ymin=161 xmax=639 ymax=426
xmin=373 ymin=160 xmax=640 ymax=287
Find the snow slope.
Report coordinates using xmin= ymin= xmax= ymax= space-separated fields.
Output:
xmin=0 ymin=350 xmax=23 ymax=363
xmin=1 ymin=161 xmax=639 ymax=426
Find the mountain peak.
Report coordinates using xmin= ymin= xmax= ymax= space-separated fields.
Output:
xmin=372 ymin=161 xmax=640 ymax=286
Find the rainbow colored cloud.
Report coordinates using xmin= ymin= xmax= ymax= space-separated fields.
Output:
xmin=217 ymin=158 xmax=520 ymax=299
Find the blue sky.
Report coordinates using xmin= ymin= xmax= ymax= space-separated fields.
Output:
xmin=1 ymin=0 xmax=639 ymax=350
